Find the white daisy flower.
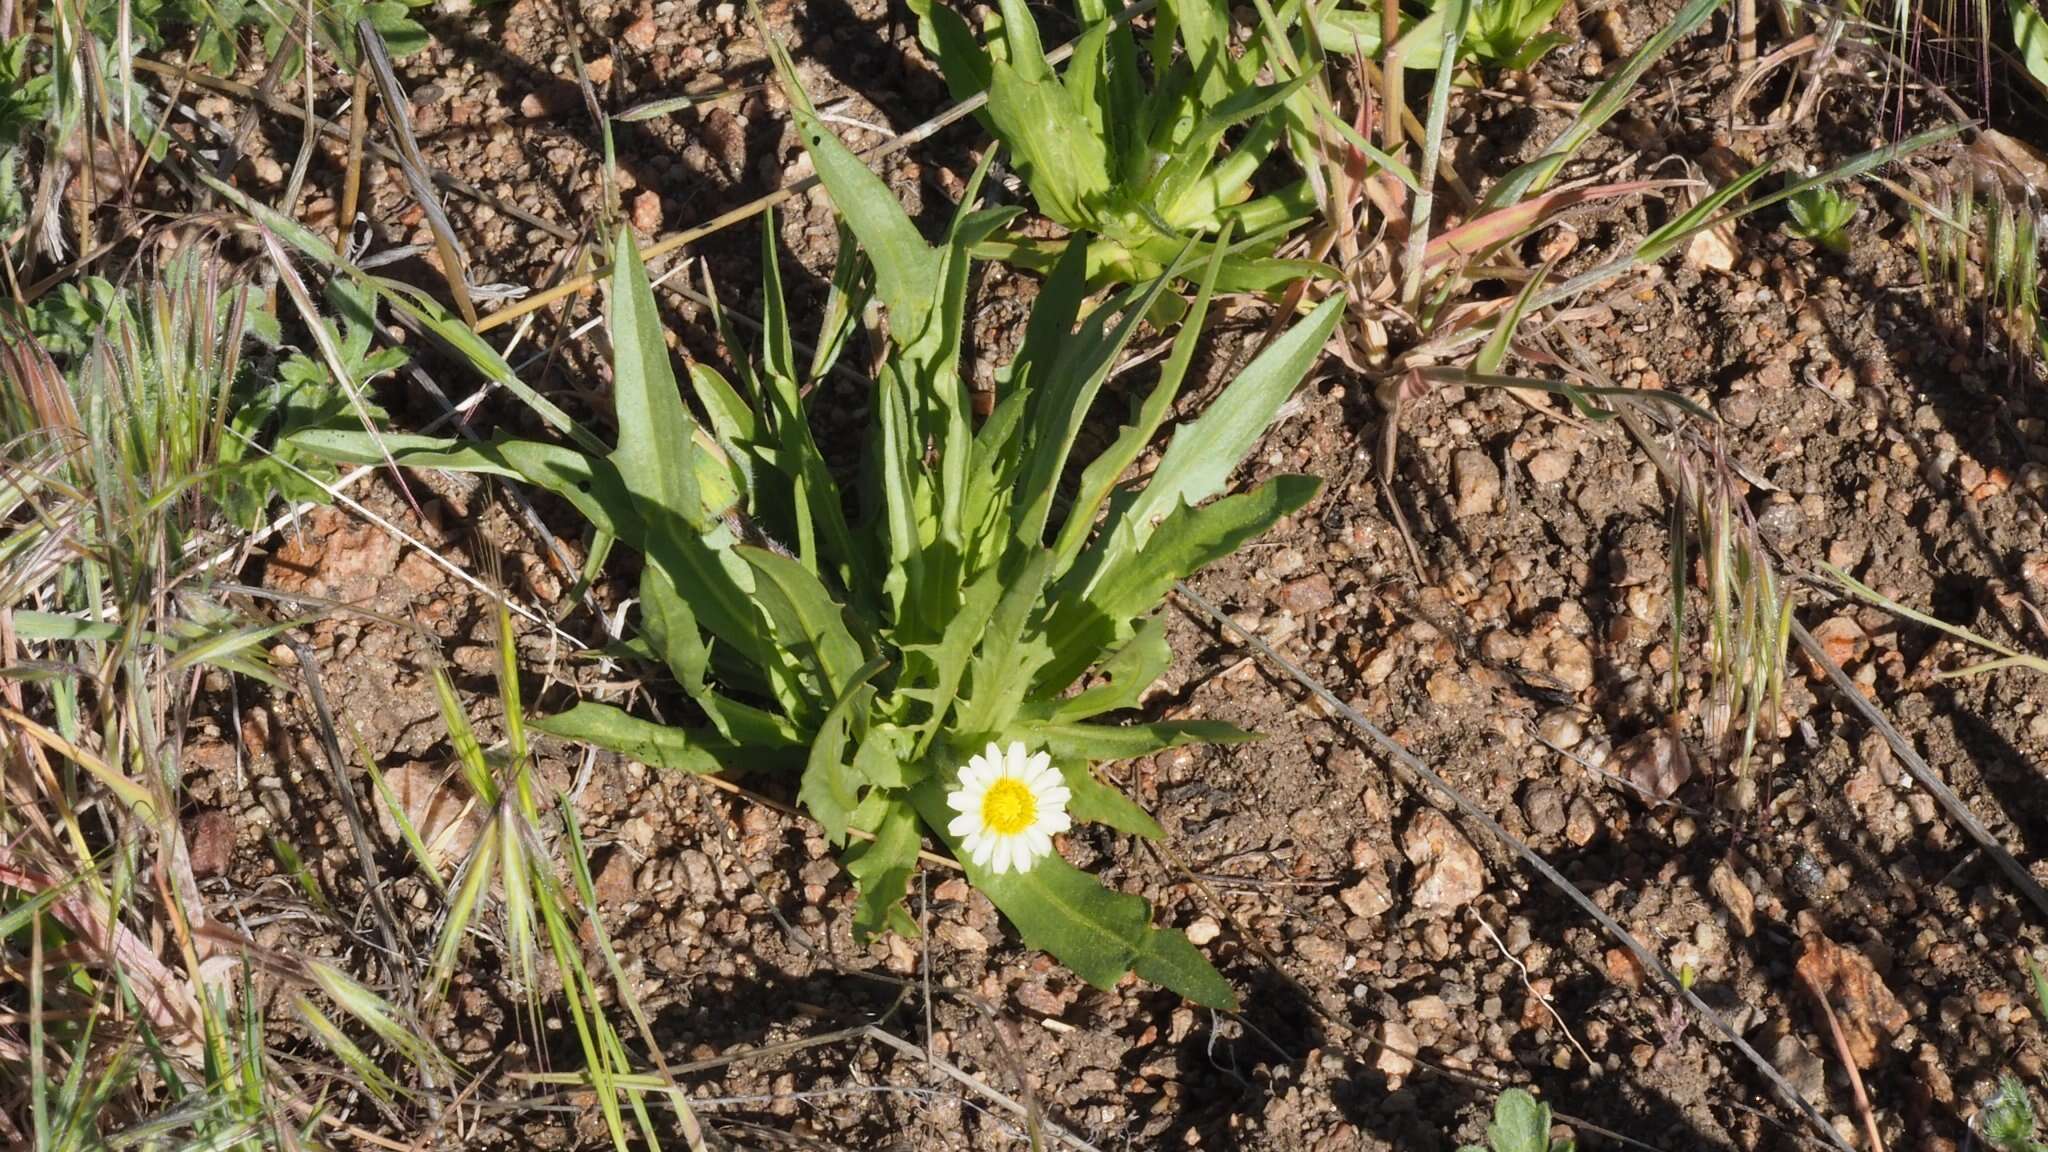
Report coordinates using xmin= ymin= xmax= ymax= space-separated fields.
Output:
xmin=945 ymin=741 xmax=1072 ymax=875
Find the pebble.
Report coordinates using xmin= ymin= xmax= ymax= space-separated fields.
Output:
xmin=937 ymin=922 xmax=989 ymax=952
xmin=1452 ymin=450 xmax=1500 ymax=518
xmin=629 ymin=189 xmax=663 ymax=234
xmin=1564 ymin=798 xmax=1599 ymax=847
xmin=1186 ymin=915 xmax=1222 ymax=946
xmin=1376 ymin=1021 xmax=1418 ymax=1081
xmin=1809 ymin=615 xmax=1871 ymax=670
xmin=1526 ymin=449 xmax=1572 ymax=484
xmin=1401 ymin=809 xmax=1486 ymax=912
xmin=1536 ymin=708 xmax=1584 ymax=749
xmin=1771 ymin=1029 xmax=1828 ymax=1106
xmin=1340 ymin=876 xmax=1393 ymax=919
xmin=1278 ymin=573 xmax=1335 ymax=616
xmin=1522 ymin=785 xmax=1568 ymax=837
xmin=1616 ymin=726 xmax=1693 ymax=800
xmin=1709 ymin=861 xmax=1756 ymax=937
xmin=1295 ymin=934 xmax=1345 ymax=968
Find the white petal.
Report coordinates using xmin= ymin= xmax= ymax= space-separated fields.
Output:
xmin=985 ymin=742 xmax=1008 ymax=769
xmin=946 ymin=786 xmax=978 ymax=814
xmin=972 ymin=836 xmax=997 ymax=868
xmin=1008 ymin=742 xmax=1030 ymax=774
xmin=1042 ymin=810 xmax=1072 ymax=835
xmin=1040 ymin=785 xmax=1072 ymax=808
xmin=1028 ymin=828 xmax=1054 ymax=860
xmin=1024 ymin=750 xmax=1052 ymax=777
xmin=949 ymin=812 xmax=978 ymax=838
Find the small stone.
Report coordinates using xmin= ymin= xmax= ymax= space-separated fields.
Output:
xmin=252 ymin=155 xmax=283 ymax=184
xmin=585 ymin=55 xmax=614 ymax=85
xmin=1616 ymin=725 xmax=1693 ymax=801
xmin=1809 ymin=615 xmax=1871 ymax=670
xmin=1339 ymin=876 xmax=1392 ymax=919
xmin=1527 ymin=449 xmax=1571 ymax=484
xmin=1522 ymin=785 xmax=1568 ymax=837
xmin=594 ymin=849 xmax=639 ymax=906
xmin=1376 ymin=1021 xmax=1418 ymax=1081
xmin=1710 ymin=861 xmax=1756 ymax=937
xmin=1685 ymin=226 xmax=1738 ymax=273
xmin=1718 ymin=390 xmax=1762 ymax=428
xmin=1278 ymin=573 xmax=1334 ymax=616
xmin=1564 ymin=798 xmax=1599 ymax=847
xmin=623 ymin=8 xmax=657 ymax=49
xmin=185 ymin=810 xmax=236 ymax=878
xmin=1401 ymin=809 xmax=1485 ymax=912
xmin=1536 ymin=708 xmax=1584 ymax=749
xmin=1772 ymin=1029 xmax=1828 ymax=1106
xmin=1294 ymin=934 xmax=1344 ymax=967
xmin=1186 ymin=915 xmax=1222 ymax=946
xmin=937 ymin=922 xmax=990 ymax=953
xmin=1604 ymin=946 xmax=1646 ymax=990
xmin=1796 ymin=934 xmax=1909 ymax=1068
xmin=1015 ymin=980 xmax=1071 ymax=1017
xmin=629 ymin=189 xmax=663 ymax=234
xmin=519 ymin=92 xmax=548 ymax=119
xmin=1452 ymin=450 xmax=1500 ymax=518
xmin=1756 ymin=498 xmax=1806 ymax=547
xmin=1542 ymin=636 xmax=1595 ymax=694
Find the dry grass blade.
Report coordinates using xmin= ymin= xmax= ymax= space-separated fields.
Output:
xmin=338 ymin=66 xmax=371 ymax=250
xmin=356 ymin=19 xmax=478 ymax=326
xmin=861 ymin=1025 xmax=1103 ymax=1152
xmin=1799 ymin=964 xmax=1886 ymax=1152
xmin=1791 ymin=619 xmax=2048 ymax=920
xmin=1170 ymin=580 xmax=1859 ymax=1152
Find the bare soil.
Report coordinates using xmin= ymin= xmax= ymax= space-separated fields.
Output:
xmin=173 ymin=0 xmax=2048 ymax=1148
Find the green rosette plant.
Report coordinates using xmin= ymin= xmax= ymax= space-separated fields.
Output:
xmin=292 ymin=45 xmax=1341 ymax=1007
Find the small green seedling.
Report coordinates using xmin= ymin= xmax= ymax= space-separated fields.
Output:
xmin=1983 ymin=1075 xmax=2044 ymax=1152
xmin=1784 ymin=183 xmax=1857 ymax=253
xmin=1462 ymin=0 xmax=1570 ymax=70
xmin=1458 ymin=1088 xmax=1575 ymax=1152
xmin=905 ymin=0 xmax=1327 ymax=292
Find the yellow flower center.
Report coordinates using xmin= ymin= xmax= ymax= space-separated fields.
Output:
xmin=980 ymin=778 xmax=1037 ymax=836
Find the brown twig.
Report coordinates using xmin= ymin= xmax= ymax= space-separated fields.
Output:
xmin=338 ymin=65 xmax=370 ymax=250
xmin=1800 ymin=968 xmax=1886 ymax=1152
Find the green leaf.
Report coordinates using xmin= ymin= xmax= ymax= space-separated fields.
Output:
xmin=1055 ymin=759 xmax=1163 ymax=838
xmin=1012 ymin=261 xmax=1189 ymax=551
xmin=956 ymin=551 xmax=1055 ymax=738
xmin=1026 ymin=719 xmax=1254 ymax=760
xmin=801 ymin=658 xmax=888 ymax=844
xmin=852 ymin=723 xmax=920 ymax=789
xmin=1489 ymin=1089 xmax=1553 ymax=1152
xmin=530 ymin=701 xmax=803 ymax=775
xmin=1052 ymin=224 xmax=1231 ymax=572
xmin=1043 ymin=615 xmax=1172 ymax=721
xmin=903 ymin=563 xmax=1007 ymax=755
xmin=1046 ymin=474 xmax=1320 ymax=688
xmin=908 ymin=780 xmax=1235 ymax=1008
xmin=845 ymin=792 xmax=923 ymax=940
xmin=742 ymin=546 xmax=867 ymax=705
xmin=774 ymin=44 xmax=942 ymax=341
xmin=2016 ymin=0 xmax=2048 ymax=91
xmin=607 ymin=229 xmax=703 ymax=533
xmin=1109 ymin=297 xmax=1340 ymax=557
